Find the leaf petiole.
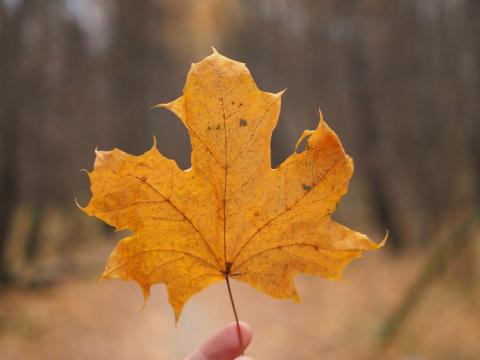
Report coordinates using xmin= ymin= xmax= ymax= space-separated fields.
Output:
xmin=225 ymin=274 xmax=244 ymax=355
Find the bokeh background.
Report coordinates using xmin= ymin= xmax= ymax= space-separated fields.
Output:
xmin=1 ymin=0 xmax=479 ymax=359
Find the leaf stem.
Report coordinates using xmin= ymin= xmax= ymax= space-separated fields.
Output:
xmin=225 ymin=274 xmax=243 ymax=355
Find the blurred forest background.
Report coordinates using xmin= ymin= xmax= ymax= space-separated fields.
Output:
xmin=1 ymin=0 xmax=479 ymax=359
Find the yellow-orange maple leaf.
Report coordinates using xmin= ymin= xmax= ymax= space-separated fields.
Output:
xmin=81 ymin=49 xmax=384 ymax=321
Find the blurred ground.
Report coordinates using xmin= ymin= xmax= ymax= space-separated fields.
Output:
xmin=1 ymin=235 xmax=479 ymax=360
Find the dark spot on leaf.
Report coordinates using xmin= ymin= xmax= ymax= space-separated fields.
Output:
xmin=207 ymin=126 xmax=211 ymax=130
xmin=215 ymin=124 xmax=221 ymax=130
xmin=140 ymin=176 xmax=147 ymax=181
xmin=314 ymin=245 xmax=319 ymax=251
xmin=231 ymin=101 xmax=235 ymax=105
xmin=239 ymin=103 xmax=243 ymax=106
xmin=254 ymin=211 xmax=259 ymax=216
xmin=239 ymin=119 xmax=247 ymax=127
xmin=302 ymin=184 xmax=312 ymax=191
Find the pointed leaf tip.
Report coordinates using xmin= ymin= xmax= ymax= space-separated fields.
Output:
xmin=139 ymin=283 xmax=151 ymax=311
xmin=79 ymin=168 xmax=90 ymax=177
xmin=294 ymin=130 xmax=314 ymax=153
xmin=151 ymin=102 xmax=167 ymax=109
xmin=378 ymin=230 xmax=389 ymax=248
xmin=276 ymin=88 xmax=287 ymax=97
xmin=74 ymin=197 xmax=85 ymax=211
xmin=318 ymin=108 xmax=325 ymax=124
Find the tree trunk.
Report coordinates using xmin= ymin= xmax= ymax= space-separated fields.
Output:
xmin=0 ymin=1 xmax=26 ymax=282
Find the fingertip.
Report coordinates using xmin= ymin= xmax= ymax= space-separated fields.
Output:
xmin=237 ymin=321 xmax=252 ymax=348
xmin=238 ymin=321 xmax=250 ymax=332
xmin=188 ymin=322 xmax=253 ymax=360
xmin=213 ymin=321 xmax=252 ymax=352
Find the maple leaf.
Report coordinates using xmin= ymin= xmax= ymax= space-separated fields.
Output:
xmin=80 ymin=49 xmax=385 ymax=321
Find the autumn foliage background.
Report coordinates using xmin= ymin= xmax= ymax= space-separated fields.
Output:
xmin=1 ymin=1 xmax=479 ymax=359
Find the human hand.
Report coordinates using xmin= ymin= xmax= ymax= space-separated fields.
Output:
xmin=185 ymin=321 xmax=253 ymax=360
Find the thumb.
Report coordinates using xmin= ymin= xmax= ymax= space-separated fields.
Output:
xmin=185 ymin=322 xmax=252 ymax=360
